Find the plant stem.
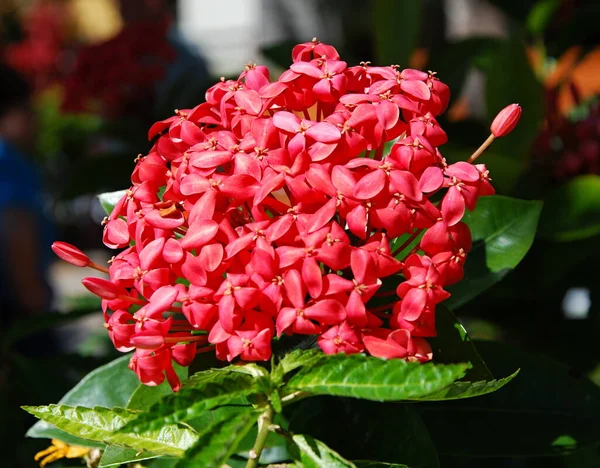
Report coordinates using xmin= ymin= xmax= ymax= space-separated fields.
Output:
xmin=246 ymin=404 xmax=275 ymax=468
xmin=467 ymin=133 xmax=495 ymax=163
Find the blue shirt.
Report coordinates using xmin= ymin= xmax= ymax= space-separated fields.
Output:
xmin=0 ymin=139 xmax=53 ymax=311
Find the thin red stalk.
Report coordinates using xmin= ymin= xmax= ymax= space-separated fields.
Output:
xmin=374 ymin=145 xmax=384 ymax=161
xmin=374 ymin=290 xmax=397 ymax=297
xmin=391 ymin=229 xmax=423 ymax=257
xmin=467 ymin=134 xmax=495 ymax=163
xmin=303 ymin=109 xmax=311 ymax=120
xmin=89 ymin=261 xmax=110 ymax=274
xmin=164 ymin=335 xmax=207 ymax=344
xmin=195 ymin=344 xmax=216 ymax=353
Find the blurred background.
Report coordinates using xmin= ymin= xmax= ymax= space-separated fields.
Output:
xmin=0 ymin=0 xmax=598 ymax=466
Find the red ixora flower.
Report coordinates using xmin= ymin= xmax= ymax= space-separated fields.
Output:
xmin=52 ymin=40 xmax=515 ymax=391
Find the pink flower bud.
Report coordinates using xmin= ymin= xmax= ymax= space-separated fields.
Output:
xmin=51 ymin=241 xmax=90 ymax=267
xmin=82 ymin=277 xmax=120 ymax=299
xmin=490 ymin=104 xmax=522 ymax=137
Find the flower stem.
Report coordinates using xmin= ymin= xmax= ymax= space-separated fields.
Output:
xmin=247 ymin=404 xmax=275 ymax=468
xmin=467 ymin=133 xmax=495 ymax=163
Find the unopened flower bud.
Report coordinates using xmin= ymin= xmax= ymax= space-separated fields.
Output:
xmin=490 ymin=104 xmax=522 ymax=137
xmin=52 ymin=241 xmax=90 ymax=267
xmin=82 ymin=277 xmax=120 ymax=300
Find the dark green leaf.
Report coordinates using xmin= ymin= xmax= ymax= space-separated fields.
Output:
xmin=414 ymin=369 xmax=518 ymax=401
xmin=527 ymin=0 xmax=560 ymax=35
xmin=418 ymin=341 xmax=600 ymax=457
xmin=98 ymin=189 xmax=127 ymax=216
xmin=354 ymin=463 xmax=408 ymax=468
xmin=176 ymin=409 xmax=257 ymax=468
xmin=539 ymin=175 xmax=600 ymax=241
xmin=26 ymin=354 xmax=139 ymax=448
xmin=290 ymin=434 xmax=356 ymax=468
xmin=23 ymin=405 xmax=197 ymax=457
xmin=288 ymin=398 xmax=438 ymax=468
xmin=429 ymin=305 xmax=492 ymax=381
xmin=285 ymin=354 xmax=466 ymax=401
xmin=121 ymin=369 xmax=259 ymax=434
xmin=372 ymin=0 xmax=421 ymax=68
xmin=446 ymin=196 xmax=542 ymax=309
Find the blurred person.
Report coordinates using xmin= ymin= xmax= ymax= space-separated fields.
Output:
xmin=0 ymin=63 xmax=53 ymax=331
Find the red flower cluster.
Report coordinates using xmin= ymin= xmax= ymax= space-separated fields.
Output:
xmin=54 ymin=40 xmax=504 ymax=391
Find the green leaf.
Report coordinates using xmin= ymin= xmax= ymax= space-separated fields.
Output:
xmin=372 ymin=0 xmax=421 ymax=68
xmin=484 ymin=35 xmax=544 ymax=189
xmin=121 ymin=369 xmax=259 ymax=434
xmin=285 ymin=354 xmax=467 ymax=401
xmin=539 ymin=175 xmax=600 ymax=242
xmin=99 ymin=363 xmax=188 ymax=467
xmin=429 ymin=305 xmax=492 ymax=381
xmin=289 ymin=398 xmax=438 ymax=468
xmin=446 ymin=196 xmax=542 ymax=309
xmin=415 ymin=369 xmax=519 ymax=401
xmin=277 ymin=349 xmax=325 ymax=376
xmin=527 ymin=0 xmax=560 ymax=35
xmin=98 ymin=189 xmax=127 ymax=216
xmin=290 ymin=434 xmax=356 ymax=468
xmin=176 ymin=408 xmax=257 ymax=468
xmin=99 ymin=447 xmax=160 ymax=467
xmin=23 ymin=405 xmax=197 ymax=457
xmin=354 ymin=463 xmax=408 ymax=468
xmin=418 ymin=341 xmax=600 ymax=458
xmin=26 ymin=354 xmax=139 ymax=448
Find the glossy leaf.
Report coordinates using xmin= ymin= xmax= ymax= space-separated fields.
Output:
xmin=277 ymin=349 xmax=325 ymax=376
xmin=429 ymin=305 xmax=492 ymax=381
xmin=99 ymin=364 xmax=188 ymax=467
xmin=23 ymin=405 xmax=197 ymax=457
xmin=285 ymin=354 xmax=467 ymax=401
xmin=414 ymin=369 xmax=519 ymax=401
xmin=446 ymin=196 xmax=542 ymax=309
xmin=176 ymin=409 xmax=258 ymax=467
xmin=98 ymin=189 xmax=127 ymax=216
xmin=27 ymin=354 xmax=139 ymax=448
xmin=121 ymin=369 xmax=258 ymax=433
xmin=290 ymin=434 xmax=356 ymax=468
xmin=539 ymin=175 xmax=600 ymax=242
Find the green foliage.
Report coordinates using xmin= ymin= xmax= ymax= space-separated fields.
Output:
xmin=539 ymin=175 xmax=600 ymax=241
xmin=120 ymin=369 xmax=259 ymax=433
xmin=22 ymin=405 xmax=197 ymax=457
xmin=26 ymin=354 xmax=139 ymax=448
xmin=289 ymin=434 xmax=356 ymax=468
xmin=176 ymin=409 xmax=258 ymax=467
xmin=98 ymin=189 xmax=127 ymax=216
xmin=447 ymin=196 xmax=543 ymax=309
xmin=98 ymin=363 xmax=188 ymax=467
xmin=286 ymin=354 xmax=467 ymax=401
xmin=429 ymin=305 xmax=492 ymax=381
